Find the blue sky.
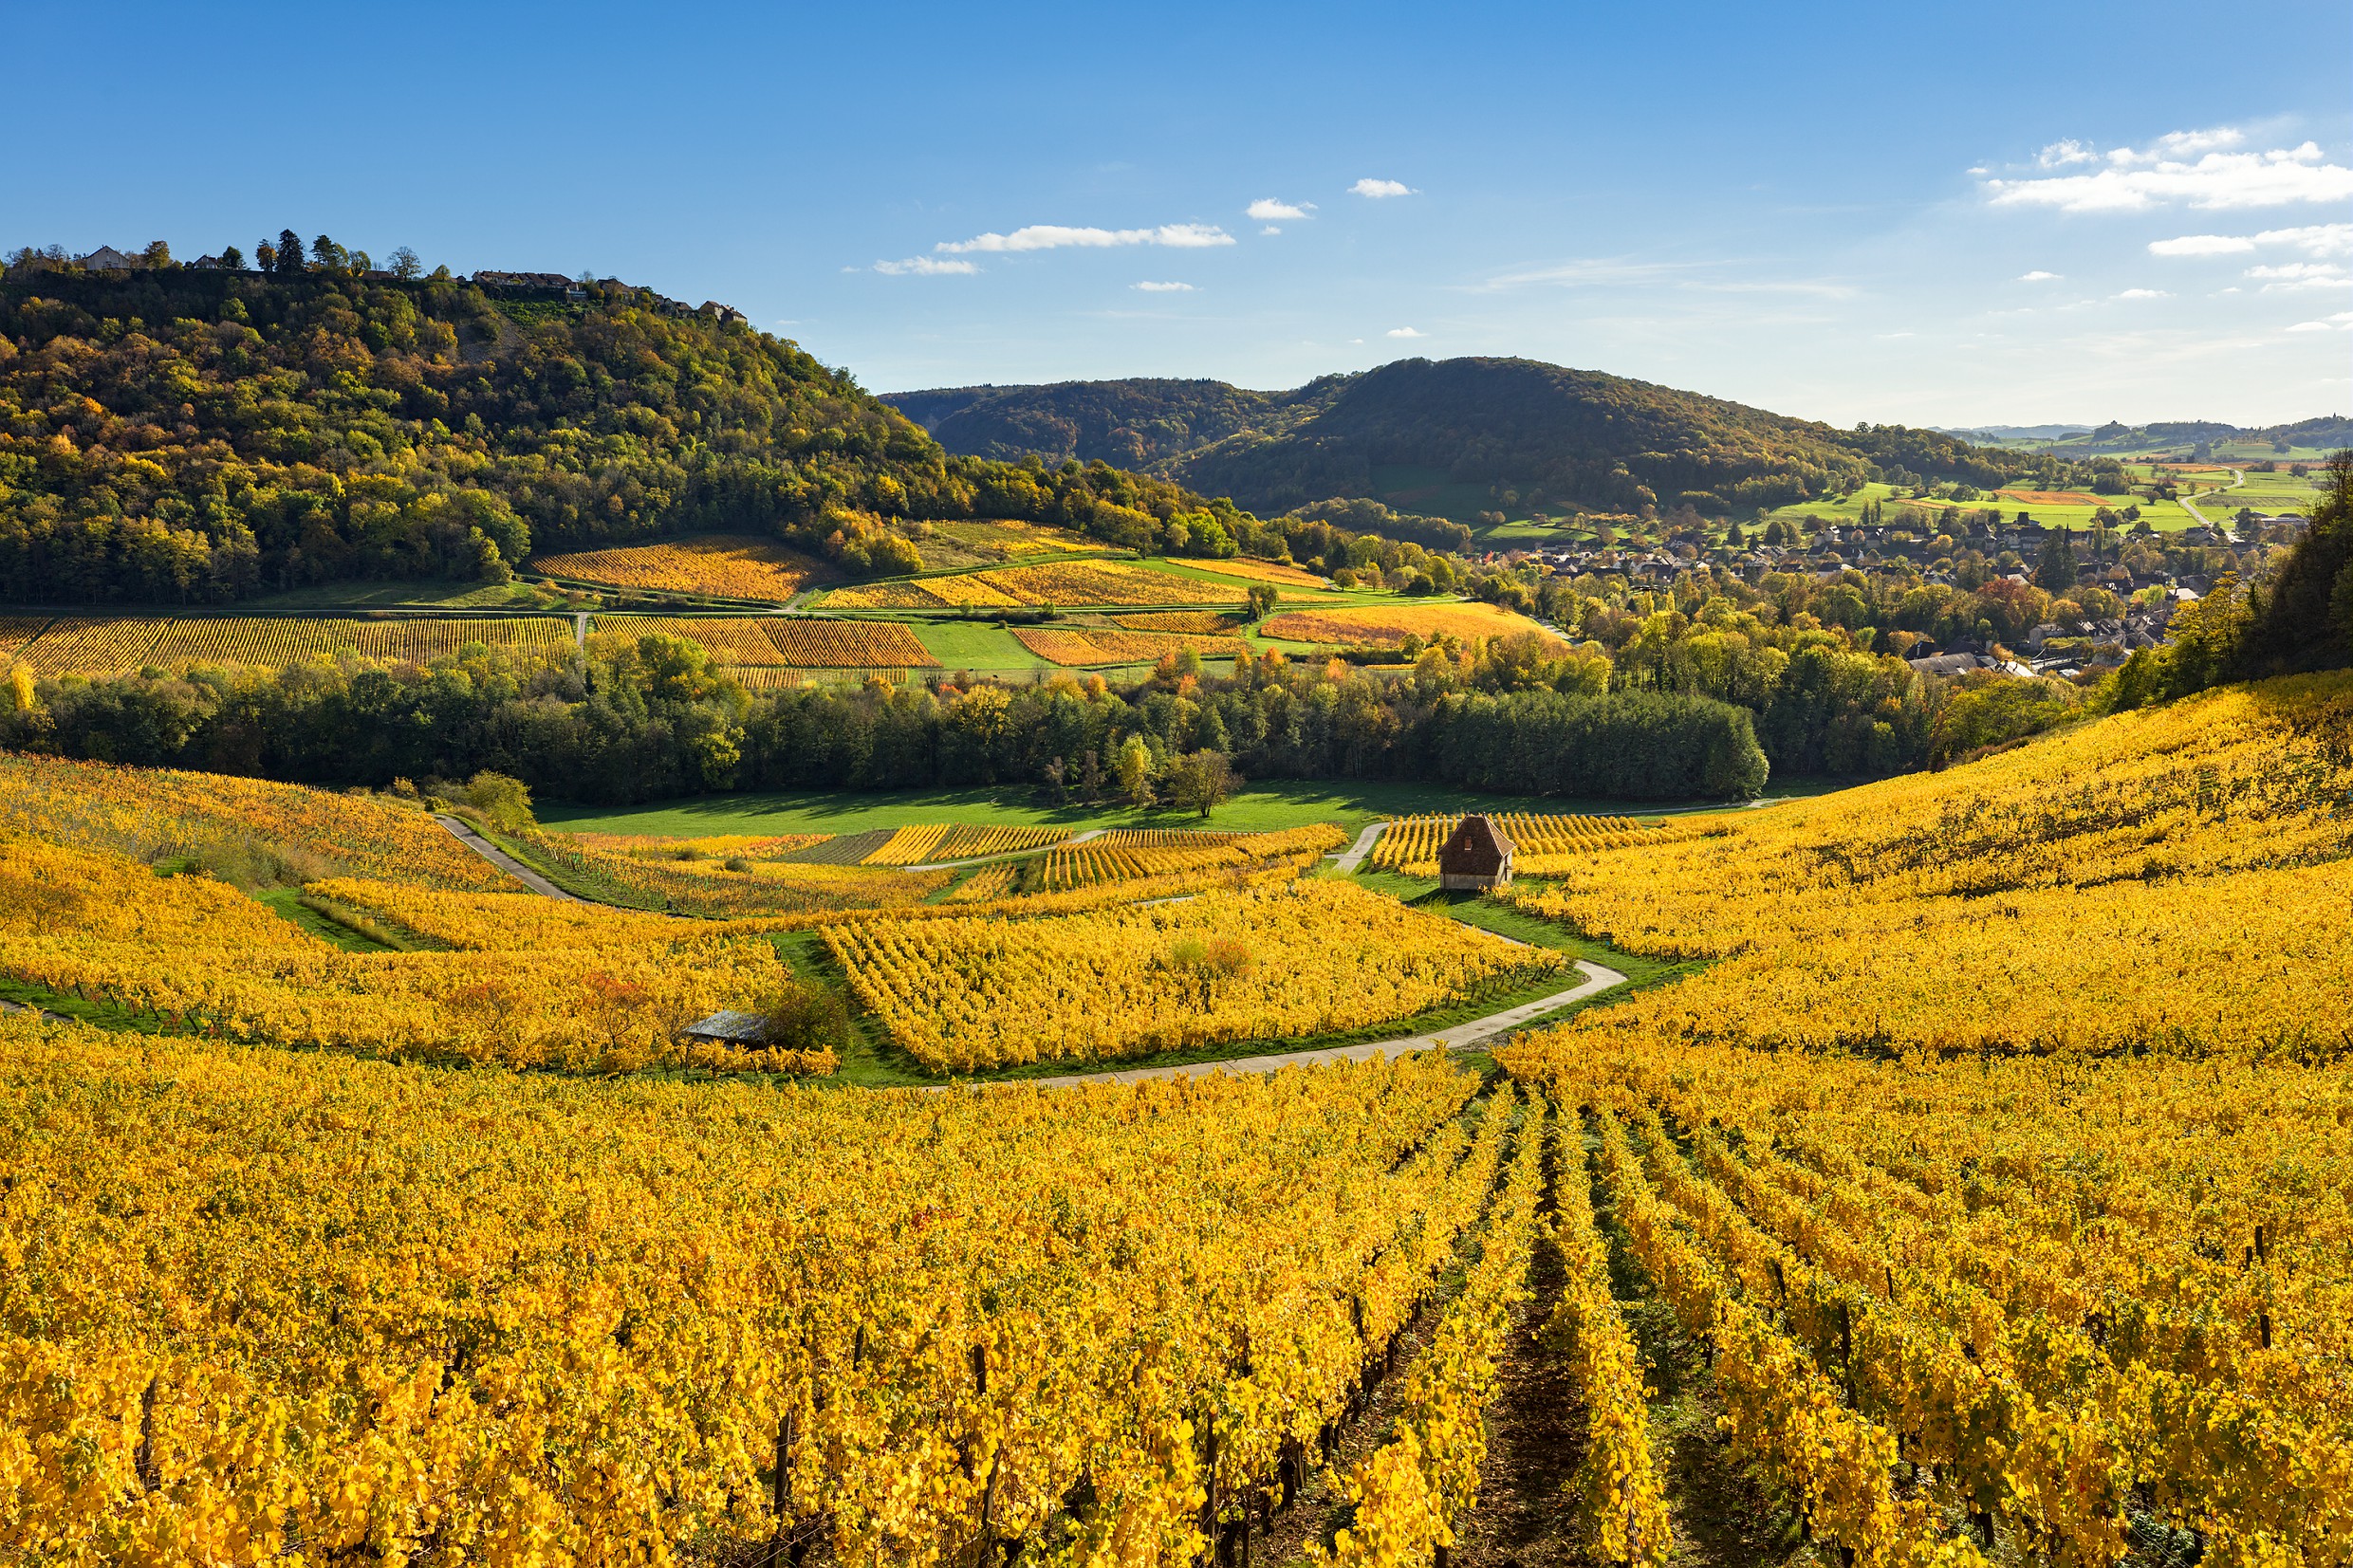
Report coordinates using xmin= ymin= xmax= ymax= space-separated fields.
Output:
xmin=10 ymin=0 xmax=2348 ymax=426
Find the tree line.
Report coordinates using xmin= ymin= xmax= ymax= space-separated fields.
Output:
xmin=2 ymin=632 xmax=1769 ymax=804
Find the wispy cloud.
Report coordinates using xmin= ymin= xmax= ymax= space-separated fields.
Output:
xmin=2249 ymin=262 xmax=2353 ymax=291
xmin=873 ymin=256 xmax=978 ymax=276
xmin=2114 ymin=287 xmax=2171 ymax=300
xmin=1478 ymin=256 xmax=1706 ymax=289
xmin=1349 ymin=177 xmax=1417 ymax=198
xmin=1133 ymin=280 xmax=1196 ymax=292
xmin=2286 ymin=310 xmax=2353 ymax=332
xmin=1247 ymin=197 xmax=1315 ymax=221
xmin=1983 ymin=130 xmax=2353 ymax=212
xmin=2150 ymin=222 xmax=2352 ymax=259
xmin=1385 ymin=326 xmax=1424 ymax=338
xmin=2018 ymin=269 xmax=2063 ymax=281
xmin=935 ymin=223 xmax=1233 ymax=254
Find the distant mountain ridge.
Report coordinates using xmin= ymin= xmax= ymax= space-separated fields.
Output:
xmin=1938 ymin=416 xmax=2352 ymax=454
xmin=889 ymin=357 xmax=2113 ymax=519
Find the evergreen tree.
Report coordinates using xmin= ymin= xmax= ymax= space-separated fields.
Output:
xmin=2034 ymin=528 xmax=2075 ymax=592
xmin=276 ymin=229 xmax=305 ymax=274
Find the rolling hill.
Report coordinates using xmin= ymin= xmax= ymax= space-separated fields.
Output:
xmin=891 ymin=357 xmax=2110 ymax=520
xmin=0 ymin=260 xmax=1198 ymax=605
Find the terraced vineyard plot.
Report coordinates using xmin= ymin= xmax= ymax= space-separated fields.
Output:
xmin=1180 ymin=556 xmax=1334 ymax=589
xmin=1262 ymin=600 xmax=1563 ymax=648
xmin=0 ymin=751 xmax=512 ymax=891
xmin=1010 ymin=626 xmax=1250 ymax=665
xmin=596 ymin=616 xmax=936 ymax=669
xmin=518 ymin=828 xmax=952 ymax=916
xmin=826 ymin=559 xmax=1248 ymax=610
xmin=9 ymin=616 xmax=574 ymax=676
xmin=1372 ymin=812 xmax=1666 ymax=873
xmin=530 ymin=534 xmax=825 ymax=600
xmin=1116 ymin=610 xmax=1245 ymax=634
xmin=8 ymin=618 xmax=163 ymax=676
xmin=822 ymin=877 xmax=1566 ymax=1071
xmin=860 ymin=823 xmax=1070 ymax=865
xmin=0 ymin=616 xmax=47 ymax=663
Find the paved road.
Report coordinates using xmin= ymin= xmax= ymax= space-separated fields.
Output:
xmin=435 ymin=816 xmax=580 ymax=900
xmin=2177 ymin=468 xmax=2244 ymax=529
xmin=1329 ymin=821 xmax=1387 ymax=872
xmin=905 ymin=826 xmax=1105 ymax=873
xmin=1020 ymin=958 xmax=1626 ymax=1088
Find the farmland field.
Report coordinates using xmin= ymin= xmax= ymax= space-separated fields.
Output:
xmin=530 ymin=534 xmax=828 ymax=600
xmin=3 ymin=615 xmax=576 ymax=677
xmin=823 ymin=878 xmax=1566 ymax=1071
xmin=1261 ymin=600 xmax=1564 ymax=647
xmin=823 ymin=557 xmax=1251 ymax=609
xmin=594 ymin=615 xmax=937 ymax=668
xmin=1010 ymin=625 xmax=1251 ymax=664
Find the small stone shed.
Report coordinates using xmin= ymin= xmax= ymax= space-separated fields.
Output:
xmin=1437 ymin=814 xmax=1514 ymax=892
xmin=683 ymin=1009 xmax=768 ymax=1045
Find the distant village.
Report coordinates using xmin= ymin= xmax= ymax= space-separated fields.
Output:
xmin=1498 ymin=505 xmax=2307 ymax=683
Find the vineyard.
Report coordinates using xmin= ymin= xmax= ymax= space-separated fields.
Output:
xmin=1010 ymin=626 xmax=1251 ymax=665
xmin=1182 ymin=556 xmax=1335 ymax=589
xmin=0 ymin=1025 xmax=1535 ymax=1568
xmin=0 ymin=751 xmax=515 ymax=890
xmin=0 ymin=833 xmax=807 ymax=1073
xmin=1023 ymin=824 xmax=1343 ymax=891
xmin=2 ymin=616 xmax=575 ymax=678
xmin=529 ymin=534 xmax=825 ymax=599
xmin=1501 ymin=671 xmax=2353 ymax=1058
xmin=821 ymin=878 xmax=1565 ymax=1071
xmin=513 ymin=827 xmax=956 ymax=916
xmin=860 ymin=823 xmax=1071 ymax=864
xmin=1371 ymin=812 xmax=1657 ymax=873
xmin=1260 ymin=600 xmax=1565 ymax=648
xmin=595 ymin=615 xmax=937 ymax=669
xmin=1499 ymin=1037 xmax=2353 ymax=1568
xmin=824 ymin=559 xmax=1249 ymax=610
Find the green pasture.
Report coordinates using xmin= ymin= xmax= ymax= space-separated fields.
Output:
xmin=910 ymin=620 xmax=1050 ymax=670
xmin=537 ymin=777 xmax=1806 ymax=839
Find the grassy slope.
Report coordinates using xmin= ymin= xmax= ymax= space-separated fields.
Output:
xmin=910 ymin=620 xmax=1051 ymax=669
xmin=537 ymin=778 xmax=1780 ymax=839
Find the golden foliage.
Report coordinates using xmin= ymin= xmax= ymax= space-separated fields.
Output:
xmin=8 ymin=616 xmax=573 ymax=677
xmin=860 ymin=823 xmax=1071 ymax=866
xmin=824 ymin=878 xmax=1564 ymax=1071
xmin=0 ymin=751 xmax=512 ymax=891
xmin=532 ymin=533 xmax=824 ymax=599
xmin=599 ymin=615 xmax=936 ymax=668
xmin=1499 ymin=673 xmax=2353 ymax=1060
xmin=1011 ymin=627 xmax=1250 ymax=665
xmin=826 ymin=559 xmax=1247 ymax=611
xmin=1261 ymin=601 xmax=1564 ymax=648
xmin=0 ymin=1022 xmax=1487 ymax=1564
xmin=1371 ymin=813 xmax=1655 ymax=874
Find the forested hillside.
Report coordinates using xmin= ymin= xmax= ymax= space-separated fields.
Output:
xmin=899 ymin=356 xmax=2116 ymax=519
xmin=885 ymin=376 xmax=1349 ymax=470
xmin=0 ymin=261 xmax=1200 ymax=603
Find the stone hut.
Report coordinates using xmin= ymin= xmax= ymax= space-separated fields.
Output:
xmin=1437 ymin=814 xmax=1513 ymax=892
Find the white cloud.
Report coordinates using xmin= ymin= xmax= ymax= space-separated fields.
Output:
xmin=935 ymin=223 xmax=1233 ymax=254
xmin=2288 ymin=312 xmax=2353 ymax=331
xmin=2250 ymin=262 xmax=2353 ymax=291
xmin=1260 ymin=225 xmax=1283 ymax=235
xmin=1133 ymin=280 xmax=1195 ymax=292
xmin=1349 ymin=177 xmax=1417 ymax=198
xmin=2150 ymin=223 xmax=2352 ymax=259
xmin=2114 ymin=288 xmax=2171 ymax=299
xmin=1984 ymin=132 xmax=2353 ymax=212
xmin=1247 ymin=197 xmax=1314 ymax=221
xmin=2018 ymin=269 xmax=2062 ymax=280
xmin=2149 ymin=234 xmax=2257 ymax=256
xmin=873 ymin=256 xmax=978 ymax=276
xmin=1384 ymin=326 xmax=1424 ymax=338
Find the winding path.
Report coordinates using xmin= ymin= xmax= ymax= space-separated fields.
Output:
xmin=1328 ymin=821 xmax=1387 ymax=872
xmin=435 ymin=815 xmax=581 ymax=900
xmin=2176 ymin=468 xmax=2245 ymax=529
xmin=1019 ymin=958 xmax=1627 ymax=1089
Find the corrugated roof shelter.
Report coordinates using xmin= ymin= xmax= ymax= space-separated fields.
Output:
xmin=683 ymin=1009 xmax=767 ymax=1044
xmin=1437 ymin=814 xmax=1513 ymax=892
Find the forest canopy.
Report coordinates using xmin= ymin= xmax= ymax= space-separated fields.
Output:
xmin=0 ymin=260 xmax=1216 ymax=604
